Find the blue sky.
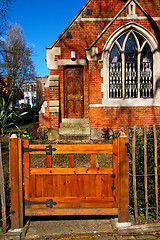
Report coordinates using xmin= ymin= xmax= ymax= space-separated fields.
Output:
xmin=9 ymin=0 xmax=87 ymax=77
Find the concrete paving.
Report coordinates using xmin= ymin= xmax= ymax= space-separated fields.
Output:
xmin=24 ymin=218 xmax=160 ymax=240
xmin=1 ymin=218 xmax=160 ymax=239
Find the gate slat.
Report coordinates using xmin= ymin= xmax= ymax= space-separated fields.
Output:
xmin=47 ymin=175 xmax=53 ymax=197
xmin=35 ymin=175 xmax=42 ymax=197
xmin=91 ymin=154 xmax=96 ymax=167
xmin=95 ymin=175 xmax=101 ymax=197
xmin=46 ymin=154 xmax=52 ymax=168
xmin=101 ymin=175 xmax=108 ymax=197
xmin=60 ymin=175 xmax=66 ymax=197
xmin=24 ymin=139 xmax=30 ymax=201
xmin=77 ymin=175 xmax=84 ymax=197
xmin=89 ymin=175 xmax=96 ymax=197
xmin=113 ymin=139 xmax=118 ymax=207
xmin=107 ymin=174 xmax=113 ymax=197
xmin=66 ymin=175 xmax=72 ymax=197
xmin=71 ymin=175 xmax=77 ymax=197
xmin=30 ymin=175 xmax=35 ymax=198
xmin=83 ymin=175 xmax=90 ymax=197
xmin=52 ymin=175 xmax=58 ymax=197
xmin=30 ymin=167 xmax=113 ymax=175
xmin=25 ymin=208 xmax=118 ymax=216
xmin=42 ymin=175 xmax=48 ymax=197
xmin=29 ymin=197 xmax=114 ymax=202
xmin=68 ymin=154 xmax=74 ymax=168
xmin=28 ymin=144 xmax=113 ymax=154
xmin=26 ymin=202 xmax=115 ymax=209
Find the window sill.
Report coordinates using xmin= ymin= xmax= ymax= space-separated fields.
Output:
xmin=89 ymin=98 xmax=160 ymax=107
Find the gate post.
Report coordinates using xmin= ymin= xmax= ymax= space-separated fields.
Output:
xmin=9 ymin=134 xmax=23 ymax=229
xmin=118 ymin=132 xmax=129 ymax=222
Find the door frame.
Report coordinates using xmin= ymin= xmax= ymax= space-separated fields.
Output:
xmin=64 ymin=66 xmax=84 ymax=118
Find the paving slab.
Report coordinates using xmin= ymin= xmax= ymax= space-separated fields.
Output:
xmin=111 ymin=219 xmax=160 ymax=235
xmin=25 ymin=219 xmax=114 ymax=240
xmin=94 ymin=236 xmax=116 ymax=240
xmin=116 ymin=236 xmax=135 ymax=240
xmin=135 ymin=235 xmax=157 ymax=240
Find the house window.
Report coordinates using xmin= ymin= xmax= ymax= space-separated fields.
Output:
xmin=109 ymin=31 xmax=153 ymax=99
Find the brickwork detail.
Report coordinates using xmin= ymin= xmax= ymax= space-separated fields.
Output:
xmin=39 ymin=0 xmax=160 ymax=131
xmin=90 ymin=106 xmax=160 ymax=128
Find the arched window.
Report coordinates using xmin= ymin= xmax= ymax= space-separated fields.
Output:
xmin=109 ymin=30 xmax=153 ymax=98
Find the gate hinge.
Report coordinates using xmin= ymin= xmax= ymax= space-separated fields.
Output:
xmin=25 ymin=199 xmax=57 ymax=208
xmin=23 ymin=145 xmax=57 ymax=155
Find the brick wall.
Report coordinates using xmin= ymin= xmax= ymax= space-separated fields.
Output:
xmin=39 ymin=0 xmax=160 ymax=130
xmin=90 ymin=106 xmax=160 ymax=129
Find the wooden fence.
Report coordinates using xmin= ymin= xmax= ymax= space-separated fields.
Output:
xmin=9 ymin=133 xmax=128 ymax=229
xmin=126 ymin=125 xmax=159 ymax=223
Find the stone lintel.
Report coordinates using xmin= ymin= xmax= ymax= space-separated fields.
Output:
xmin=57 ymin=59 xmax=86 ymax=66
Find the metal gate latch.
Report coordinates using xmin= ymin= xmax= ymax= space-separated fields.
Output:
xmin=111 ymin=173 xmax=116 ymax=190
xmin=25 ymin=199 xmax=57 ymax=208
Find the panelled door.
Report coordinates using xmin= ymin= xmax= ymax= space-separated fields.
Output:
xmin=64 ymin=67 xmax=84 ymax=118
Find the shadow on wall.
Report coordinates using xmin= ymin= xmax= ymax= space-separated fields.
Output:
xmin=155 ymin=77 xmax=160 ymax=94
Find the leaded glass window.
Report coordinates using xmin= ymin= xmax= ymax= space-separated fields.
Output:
xmin=109 ymin=44 xmax=122 ymax=98
xmin=109 ymin=30 xmax=153 ymax=99
xmin=125 ymin=33 xmax=138 ymax=98
xmin=140 ymin=43 xmax=153 ymax=98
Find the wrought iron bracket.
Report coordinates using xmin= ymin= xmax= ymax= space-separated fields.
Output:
xmin=111 ymin=173 xmax=116 ymax=190
xmin=23 ymin=145 xmax=57 ymax=155
xmin=25 ymin=199 xmax=57 ymax=208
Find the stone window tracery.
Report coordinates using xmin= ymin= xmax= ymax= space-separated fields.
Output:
xmin=109 ymin=30 xmax=153 ymax=99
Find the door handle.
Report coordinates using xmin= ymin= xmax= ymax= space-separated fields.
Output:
xmin=81 ymin=96 xmax=83 ymax=101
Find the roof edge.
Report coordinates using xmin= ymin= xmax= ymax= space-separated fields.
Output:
xmin=134 ymin=0 xmax=160 ymax=32
xmin=86 ymin=0 xmax=160 ymax=51
xmin=85 ymin=0 xmax=132 ymax=51
xmin=46 ymin=0 xmax=92 ymax=49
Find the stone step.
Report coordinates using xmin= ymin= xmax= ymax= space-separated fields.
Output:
xmin=58 ymin=135 xmax=90 ymax=144
xmin=59 ymin=127 xmax=90 ymax=136
xmin=59 ymin=118 xmax=91 ymax=143
xmin=61 ymin=118 xmax=89 ymax=124
xmin=60 ymin=119 xmax=90 ymax=129
xmin=60 ymin=122 xmax=90 ymax=128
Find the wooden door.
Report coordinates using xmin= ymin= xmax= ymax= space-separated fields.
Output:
xmin=64 ymin=67 xmax=84 ymax=118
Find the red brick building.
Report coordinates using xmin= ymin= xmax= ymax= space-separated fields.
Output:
xmin=39 ymin=0 xmax=160 ymax=140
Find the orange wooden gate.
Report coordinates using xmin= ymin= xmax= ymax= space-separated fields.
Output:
xmin=9 ymin=133 xmax=128 ymax=229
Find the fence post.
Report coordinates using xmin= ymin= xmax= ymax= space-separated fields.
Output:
xmin=9 ymin=134 xmax=23 ymax=229
xmin=118 ymin=132 xmax=129 ymax=222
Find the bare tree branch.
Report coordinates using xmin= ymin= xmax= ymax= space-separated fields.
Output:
xmin=0 ymin=0 xmax=14 ymax=34
xmin=0 ymin=23 xmax=36 ymax=102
